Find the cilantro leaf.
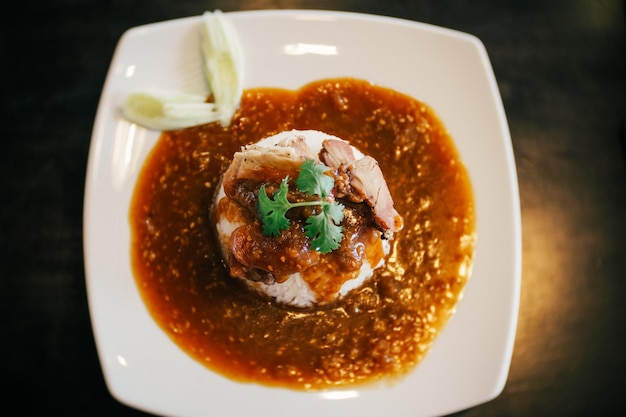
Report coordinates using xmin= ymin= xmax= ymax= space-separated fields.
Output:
xmin=304 ymin=203 xmax=345 ymax=253
xmin=257 ymin=160 xmax=345 ymax=253
xmin=258 ymin=178 xmax=291 ymax=236
xmin=296 ymin=159 xmax=334 ymax=197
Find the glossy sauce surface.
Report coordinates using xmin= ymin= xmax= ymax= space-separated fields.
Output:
xmin=130 ymin=78 xmax=475 ymax=390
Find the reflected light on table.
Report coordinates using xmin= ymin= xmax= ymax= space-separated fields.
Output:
xmin=514 ymin=197 xmax=578 ymax=371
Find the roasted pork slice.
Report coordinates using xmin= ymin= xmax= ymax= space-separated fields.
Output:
xmin=319 ymin=138 xmax=357 ymax=169
xmin=222 ymin=135 xmax=317 ymax=200
xmin=320 ymin=139 xmax=403 ymax=238
xmin=348 ymin=156 xmax=403 ymax=238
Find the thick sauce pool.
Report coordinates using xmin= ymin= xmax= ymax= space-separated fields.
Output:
xmin=130 ymin=78 xmax=475 ymax=390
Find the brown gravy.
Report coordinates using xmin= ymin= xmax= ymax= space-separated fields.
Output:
xmin=129 ymin=78 xmax=475 ymax=390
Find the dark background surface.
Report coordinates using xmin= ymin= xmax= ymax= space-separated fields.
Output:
xmin=1 ymin=0 xmax=624 ymax=416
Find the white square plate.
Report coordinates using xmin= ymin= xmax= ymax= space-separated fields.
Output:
xmin=84 ymin=10 xmax=521 ymax=417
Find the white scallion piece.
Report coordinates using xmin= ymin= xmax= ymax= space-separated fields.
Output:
xmin=120 ymin=90 xmax=222 ymax=130
xmin=119 ymin=10 xmax=244 ymax=130
xmin=200 ymin=9 xmax=244 ymax=126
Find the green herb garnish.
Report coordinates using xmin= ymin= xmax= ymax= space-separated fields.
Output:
xmin=258 ymin=159 xmax=345 ymax=253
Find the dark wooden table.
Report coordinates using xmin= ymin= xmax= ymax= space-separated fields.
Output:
xmin=2 ymin=1 xmax=624 ymax=416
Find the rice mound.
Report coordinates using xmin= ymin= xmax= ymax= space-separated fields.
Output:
xmin=214 ymin=130 xmax=389 ymax=308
